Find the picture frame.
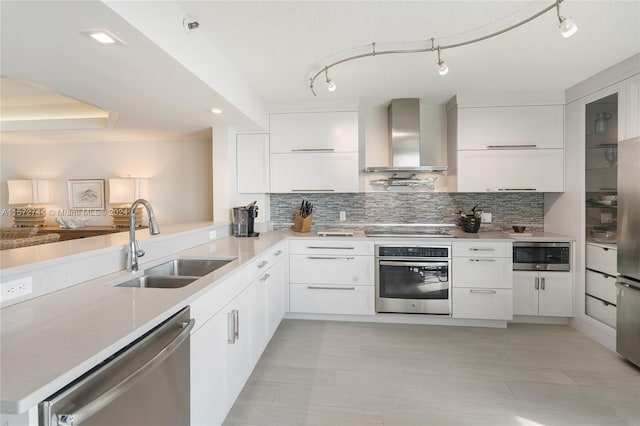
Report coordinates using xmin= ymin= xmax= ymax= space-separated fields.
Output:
xmin=67 ymin=179 xmax=105 ymax=210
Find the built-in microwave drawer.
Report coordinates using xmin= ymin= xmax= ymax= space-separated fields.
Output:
xmin=586 ymin=243 xmax=617 ymax=276
xmin=586 ymin=269 xmax=617 ymax=305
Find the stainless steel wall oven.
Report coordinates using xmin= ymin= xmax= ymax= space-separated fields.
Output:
xmin=375 ymin=245 xmax=451 ymax=315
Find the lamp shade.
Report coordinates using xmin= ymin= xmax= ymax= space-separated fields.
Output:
xmin=7 ymin=180 xmax=51 ymax=205
xmin=108 ymin=178 xmax=150 ymax=204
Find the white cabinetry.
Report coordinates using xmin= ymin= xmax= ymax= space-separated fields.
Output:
xmin=513 ymin=271 xmax=573 ymax=317
xmin=269 ymin=111 xmax=359 ymax=193
xmin=585 ymin=243 xmax=617 ymax=328
xmin=190 ymin=243 xmax=287 ymax=426
xmin=447 ymin=98 xmax=564 ymax=192
xmin=237 ymin=134 xmax=269 ymax=193
xmin=451 ymin=241 xmax=513 ymax=320
xmin=289 ymin=239 xmax=375 ymax=315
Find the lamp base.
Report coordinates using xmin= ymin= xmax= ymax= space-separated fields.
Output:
xmin=111 ymin=206 xmax=143 ymax=228
xmin=13 ymin=207 xmax=47 ymax=227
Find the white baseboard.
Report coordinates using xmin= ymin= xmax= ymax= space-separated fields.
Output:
xmin=570 ymin=316 xmax=617 ymax=352
xmin=510 ymin=316 xmax=569 ymax=325
xmin=284 ymin=312 xmax=508 ymax=328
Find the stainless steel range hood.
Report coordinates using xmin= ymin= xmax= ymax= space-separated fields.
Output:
xmin=364 ymin=98 xmax=447 ymax=173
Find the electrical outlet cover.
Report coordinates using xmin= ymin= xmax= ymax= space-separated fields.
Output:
xmin=481 ymin=212 xmax=492 ymax=223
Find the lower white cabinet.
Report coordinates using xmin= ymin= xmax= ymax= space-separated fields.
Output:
xmin=288 ymin=240 xmax=375 ymax=315
xmin=513 ymin=271 xmax=573 ymax=317
xmin=452 ymin=288 xmax=513 ymax=320
xmin=290 ymin=283 xmax=374 ymax=315
xmin=190 ymin=244 xmax=287 ymax=426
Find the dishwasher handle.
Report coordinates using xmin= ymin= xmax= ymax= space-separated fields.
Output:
xmin=52 ymin=318 xmax=195 ymax=426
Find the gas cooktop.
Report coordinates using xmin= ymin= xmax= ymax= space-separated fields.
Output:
xmin=365 ymin=229 xmax=456 ymax=238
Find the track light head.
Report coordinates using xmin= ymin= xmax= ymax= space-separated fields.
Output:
xmin=436 ymin=46 xmax=449 ymax=76
xmin=558 ymin=16 xmax=578 ymax=38
xmin=324 ymin=68 xmax=337 ymax=92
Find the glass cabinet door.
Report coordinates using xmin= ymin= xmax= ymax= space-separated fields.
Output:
xmin=585 ymin=93 xmax=618 ymax=244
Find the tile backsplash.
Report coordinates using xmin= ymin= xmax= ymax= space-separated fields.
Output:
xmin=270 ymin=192 xmax=544 ymax=232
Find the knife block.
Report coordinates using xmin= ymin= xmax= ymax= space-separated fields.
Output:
xmin=293 ymin=210 xmax=313 ymax=233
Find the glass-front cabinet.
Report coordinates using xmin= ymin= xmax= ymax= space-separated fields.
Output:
xmin=585 ymin=93 xmax=618 ymax=244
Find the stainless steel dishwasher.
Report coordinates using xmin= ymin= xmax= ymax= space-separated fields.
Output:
xmin=39 ymin=307 xmax=194 ymax=426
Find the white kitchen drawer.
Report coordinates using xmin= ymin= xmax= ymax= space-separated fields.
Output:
xmin=452 ymin=288 xmax=513 ymax=320
xmin=452 ymin=257 xmax=512 ymax=288
xmin=245 ymin=244 xmax=287 ymax=282
xmin=586 ymin=269 xmax=617 ymax=305
xmin=457 ymin=105 xmax=564 ymax=150
xmin=269 ymin=111 xmax=358 ymax=153
xmin=586 ymin=244 xmax=617 ymax=276
xmin=453 ymin=241 xmax=512 ymax=258
xmin=289 ymin=239 xmax=373 ymax=256
xmin=290 ymin=254 xmax=374 ymax=286
xmin=586 ymin=294 xmax=616 ymax=328
xmin=289 ymin=284 xmax=374 ymax=315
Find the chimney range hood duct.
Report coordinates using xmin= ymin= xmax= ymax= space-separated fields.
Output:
xmin=364 ymin=98 xmax=447 ymax=172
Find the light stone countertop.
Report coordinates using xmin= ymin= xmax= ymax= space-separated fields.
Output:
xmin=0 ymin=227 xmax=575 ymax=414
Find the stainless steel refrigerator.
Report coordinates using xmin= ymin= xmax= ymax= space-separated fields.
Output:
xmin=616 ymin=136 xmax=640 ymax=367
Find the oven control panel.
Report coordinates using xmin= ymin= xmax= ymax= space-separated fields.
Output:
xmin=377 ymin=246 xmax=450 ymax=258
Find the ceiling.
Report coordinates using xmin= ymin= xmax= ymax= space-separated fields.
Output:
xmin=1 ymin=1 xmax=639 ymax=143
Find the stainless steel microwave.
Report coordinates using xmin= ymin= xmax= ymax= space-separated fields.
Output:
xmin=513 ymin=241 xmax=571 ymax=271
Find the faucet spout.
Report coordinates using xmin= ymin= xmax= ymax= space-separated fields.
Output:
xmin=128 ymin=199 xmax=160 ymax=272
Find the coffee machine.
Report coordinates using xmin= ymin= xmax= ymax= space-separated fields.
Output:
xmin=232 ymin=201 xmax=259 ymax=237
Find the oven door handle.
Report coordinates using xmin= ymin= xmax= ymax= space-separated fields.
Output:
xmin=379 ymin=261 xmax=449 ymax=268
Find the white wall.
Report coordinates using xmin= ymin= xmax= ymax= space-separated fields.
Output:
xmin=0 ymin=138 xmax=212 ymax=227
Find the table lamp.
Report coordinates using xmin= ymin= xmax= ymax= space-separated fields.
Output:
xmin=7 ymin=179 xmax=51 ymax=227
xmin=108 ymin=178 xmax=149 ymax=227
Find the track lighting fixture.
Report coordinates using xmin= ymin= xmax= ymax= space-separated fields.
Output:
xmin=308 ymin=0 xmax=578 ymax=95
xmin=325 ymin=68 xmax=337 ymax=92
xmin=436 ymin=45 xmax=449 ymax=76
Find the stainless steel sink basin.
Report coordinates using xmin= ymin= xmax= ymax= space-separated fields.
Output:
xmin=145 ymin=258 xmax=234 ymax=277
xmin=116 ymin=275 xmax=197 ymax=289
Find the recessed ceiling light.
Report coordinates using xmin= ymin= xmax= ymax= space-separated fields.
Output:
xmin=210 ymin=108 xmax=224 ymax=114
xmin=81 ymin=30 xmax=124 ymax=45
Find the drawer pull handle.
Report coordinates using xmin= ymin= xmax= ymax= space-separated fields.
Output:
xmin=292 ymin=189 xmax=335 ymax=192
xmin=469 ymin=248 xmax=495 ymax=252
xmin=306 ymin=246 xmax=355 ymax=250
xmin=291 ymin=148 xmax=335 ymax=152
xmin=469 ymin=258 xmax=496 ymax=262
xmin=469 ymin=289 xmax=497 ymax=294
xmin=257 ymin=260 xmax=269 ymax=269
xmin=274 ymin=250 xmax=283 ymax=256
xmin=307 ymin=256 xmax=355 ymax=260
xmin=492 ymin=188 xmax=536 ymax=192
xmin=486 ymin=144 xmax=537 ymax=149
xmin=259 ymin=273 xmax=271 ymax=282
xmin=307 ymin=286 xmax=356 ymax=290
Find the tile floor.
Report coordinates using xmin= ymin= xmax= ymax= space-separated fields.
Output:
xmin=224 ymin=320 xmax=640 ymax=426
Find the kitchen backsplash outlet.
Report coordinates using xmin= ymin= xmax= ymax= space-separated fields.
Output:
xmin=271 ymin=192 xmax=544 ymax=232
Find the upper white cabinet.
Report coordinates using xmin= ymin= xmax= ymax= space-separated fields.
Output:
xmin=237 ymin=133 xmax=269 ymax=193
xmin=457 ymin=105 xmax=564 ymax=150
xmin=447 ymin=97 xmax=565 ymax=193
xmin=269 ymin=110 xmax=360 ymax=193
xmin=269 ymin=111 xmax=358 ymax=153
xmin=623 ymin=74 xmax=640 ymax=139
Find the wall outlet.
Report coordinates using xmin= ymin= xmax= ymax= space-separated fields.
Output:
xmin=339 ymin=211 xmax=346 ymax=221
xmin=209 ymin=230 xmax=217 ymax=240
xmin=481 ymin=212 xmax=492 ymax=223
xmin=2 ymin=277 xmax=33 ymax=302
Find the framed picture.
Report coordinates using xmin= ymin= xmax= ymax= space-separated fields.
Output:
xmin=67 ymin=179 xmax=105 ymax=210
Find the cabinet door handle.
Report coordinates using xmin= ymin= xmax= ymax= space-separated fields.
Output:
xmin=274 ymin=250 xmax=283 ymax=256
xmin=534 ymin=276 xmax=539 ymax=290
xmin=307 ymin=286 xmax=356 ymax=290
xmin=257 ymin=260 xmax=269 ymax=269
xmin=227 ymin=311 xmax=236 ymax=344
xmin=306 ymin=246 xmax=355 ymax=250
xmin=492 ymin=188 xmax=537 ymax=192
xmin=307 ymin=256 xmax=355 ymax=260
xmin=470 ymin=289 xmax=497 ymax=294
xmin=469 ymin=258 xmax=496 ymax=262
xmin=233 ymin=309 xmax=239 ymax=340
xmin=292 ymin=189 xmax=335 ymax=192
xmin=540 ymin=277 xmax=546 ymax=290
xmin=259 ymin=273 xmax=271 ymax=282
xmin=486 ymin=144 xmax=537 ymax=149
xmin=291 ymin=148 xmax=335 ymax=152
xmin=469 ymin=248 xmax=495 ymax=252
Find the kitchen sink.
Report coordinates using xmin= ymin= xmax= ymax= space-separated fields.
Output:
xmin=116 ymin=275 xmax=198 ymax=289
xmin=145 ymin=258 xmax=235 ymax=277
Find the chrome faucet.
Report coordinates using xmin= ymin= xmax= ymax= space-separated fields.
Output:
xmin=128 ymin=199 xmax=160 ymax=272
